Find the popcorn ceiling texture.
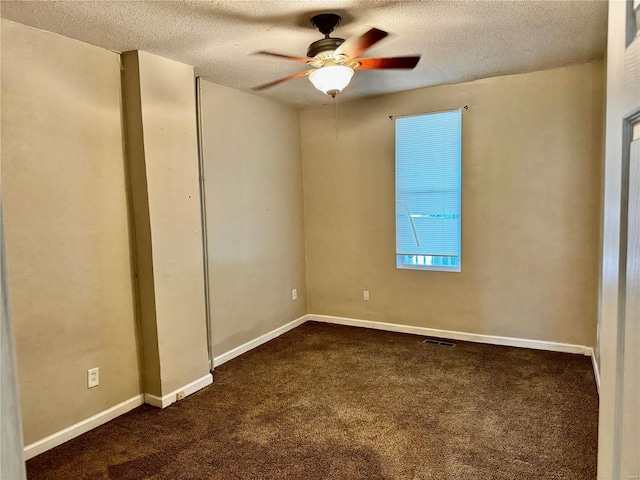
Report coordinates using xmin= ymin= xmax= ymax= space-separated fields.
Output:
xmin=0 ymin=1 xmax=607 ymax=109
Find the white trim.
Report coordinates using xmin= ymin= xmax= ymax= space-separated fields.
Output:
xmin=144 ymin=373 xmax=213 ymax=409
xmin=308 ymin=314 xmax=592 ymax=355
xmin=213 ymin=315 xmax=308 ymax=367
xmin=143 ymin=393 xmax=164 ymax=408
xmin=396 ymin=261 xmax=461 ymax=273
xmin=21 ymin=315 xmax=596 ymax=461
xmin=23 ymin=394 xmax=144 ymax=460
xmin=590 ymin=348 xmax=601 ymax=395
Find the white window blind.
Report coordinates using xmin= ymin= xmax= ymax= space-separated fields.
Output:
xmin=395 ymin=109 xmax=462 ymax=271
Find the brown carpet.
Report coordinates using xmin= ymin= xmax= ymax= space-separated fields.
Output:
xmin=26 ymin=321 xmax=598 ymax=479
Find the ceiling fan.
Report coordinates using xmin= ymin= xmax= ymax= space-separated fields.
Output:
xmin=252 ymin=13 xmax=421 ymax=97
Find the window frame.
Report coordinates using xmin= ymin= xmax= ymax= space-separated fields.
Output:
xmin=395 ymin=255 xmax=461 ymax=273
xmin=394 ymin=108 xmax=462 ymax=273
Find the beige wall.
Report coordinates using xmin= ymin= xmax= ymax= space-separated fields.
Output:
xmin=122 ymin=51 xmax=210 ymax=395
xmin=301 ymin=62 xmax=604 ymax=347
xmin=199 ymin=81 xmax=307 ymax=356
xmin=1 ymin=19 xmax=141 ymax=444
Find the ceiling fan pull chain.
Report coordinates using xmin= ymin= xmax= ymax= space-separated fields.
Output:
xmin=334 ymin=94 xmax=339 ymax=141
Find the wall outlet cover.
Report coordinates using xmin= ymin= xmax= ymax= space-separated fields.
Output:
xmin=87 ymin=368 xmax=99 ymax=388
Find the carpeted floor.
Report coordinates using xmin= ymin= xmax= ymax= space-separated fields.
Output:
xmin=26 ymin=322 xmax=598 ymax=479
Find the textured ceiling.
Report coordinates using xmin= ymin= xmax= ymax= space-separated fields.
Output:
xmin=0 ymin=1 xmax=607 ymax=109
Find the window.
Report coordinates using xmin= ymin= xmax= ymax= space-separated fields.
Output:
xmin=395 ymin=109 xmax=462 ymax=272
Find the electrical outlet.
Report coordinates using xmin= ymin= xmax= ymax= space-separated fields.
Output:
xmin=87 ymin=368 xmax=99 ymax=388
xmin=292 ymin=289 xmax=297 ymax=301
xmin=176 ymin=391 xmax=185 ymax=401
xmin=364 ymin=290 xmax=370 ymax=301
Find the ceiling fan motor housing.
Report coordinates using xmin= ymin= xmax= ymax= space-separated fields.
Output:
xmin=307 ymin=37 xmax=345 ymax=58
xmin=308 ymin=13 xmax=344 ymax=58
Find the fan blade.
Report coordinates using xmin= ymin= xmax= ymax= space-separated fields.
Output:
xmin=252 ymin=69 xmax=314 ymax=91
xmin=356 ymin=56 xmax=421 ymax=70
xmin=335 ymin=28 xmax=388 ymax=59
xmin=254 ymin=51 xmax=311 ymax=63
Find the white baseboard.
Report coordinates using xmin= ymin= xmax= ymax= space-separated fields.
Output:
xmin=23 ymin=394 xmax=144 ymax=461
xmin=213 ymin=314 xmax=308 ymax=367
xmin=22 ymin=314 xmax=595 ymax=461
xmin=144 ymin=373 xmax=213 ymax=409
xmin=590 ymin=348 xmax=600 ymax=395
xmin=308 ymin=314 xmax=592 ymax=356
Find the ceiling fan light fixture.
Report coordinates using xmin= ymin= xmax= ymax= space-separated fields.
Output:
xmin=252 ymin=16 xmax=420 ymax=96
xmin=308 ymin=65 xmax=354 ymax=97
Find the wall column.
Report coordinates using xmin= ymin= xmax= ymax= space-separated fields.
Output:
xmin=121 ymin=51 xmax=211 ymax=406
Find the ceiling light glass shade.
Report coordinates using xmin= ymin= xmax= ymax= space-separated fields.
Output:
xmin=309 ymin=65 xmax=354 ymax=96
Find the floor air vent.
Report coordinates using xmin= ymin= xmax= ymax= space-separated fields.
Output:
xmin=423 ymin=338 xmax=456 ymax=347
